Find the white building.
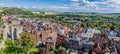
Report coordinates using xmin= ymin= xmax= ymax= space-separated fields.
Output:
xmin=81 ymin=28 xmax=95 ymax=38
xmin=107 ymin=31 xmax=120 ymax=41
xmin=58 ymin=29 xmax=64 ymax=35
xmin=94 ymin=30 xmax=101 ymax=34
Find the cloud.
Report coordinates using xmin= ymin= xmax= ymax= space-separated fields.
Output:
xmin=0 ymin=3 xmax=5 ymax=6
xmin=0 ymin=0 xmax=120 ymax=13
xmin=37 ymin=6 xmax=69 ymax=11
xmin=71 ymin=0 xmax=79 ymax=2
xmin=21 ymin=0 xmax=120 ymax=13
xmin=69 ymin=0 xmax=120 ymax=13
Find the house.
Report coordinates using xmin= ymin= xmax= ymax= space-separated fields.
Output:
xmin=65 ymin=38 xmax=79 ymax=50
xmin=81 ymin=28 xmax=95 ymax=38
xmin=12 ymin=18 xmax=21 ymax=25
xmin=56 ymin=35 xmax=66 ymax=47
xmin=45 ymin=32 xmax=57 ymax=49
xmin=117 ymin=44 xmax=120 ymax=53
xmin=58 ymin=29 xmax=64 ymax=35
xmin=107 ymin=31 xmax=120 ymax=41
xmin=35 ymin=30 xmax=57 ymax=49
xmin=1 ymin=16 xmax=9 ymax=21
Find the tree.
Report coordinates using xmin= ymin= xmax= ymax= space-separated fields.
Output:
xmin=81 ymin=23 xmax=87 ymax=29
xmin=14 ymin=32 xmax=37 ymax=53
xmin=48 ymin=48 xmax=56 ymax=54
xmin=55 ymin=47 xmax=67 ymax=54
xmin=2 ymin=39 xmax=25 ymax=54
xmin=2 ymin=32 xmax=37 ymax=54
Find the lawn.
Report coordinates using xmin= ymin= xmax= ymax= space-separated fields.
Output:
xmin=28 ymin=47 xmax=38 ymax=53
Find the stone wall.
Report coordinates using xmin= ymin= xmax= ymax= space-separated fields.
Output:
xmin=0 ymin=24 xmax=9 ymax=51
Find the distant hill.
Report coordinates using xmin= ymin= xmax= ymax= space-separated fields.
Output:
xmin=1 ymin=7 xmax=120 ymax=15
xmin=62 ymin=12 xmax=120 ymax=15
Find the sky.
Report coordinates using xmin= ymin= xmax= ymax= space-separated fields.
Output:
xmin=0 ymin=0 xmax=120 ymax=13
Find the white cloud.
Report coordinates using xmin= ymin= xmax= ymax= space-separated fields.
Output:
xmin=107 ymin=0 xmax=120 ymax=4
xmin=1 ymin=0 xmax=120 ymax=13
xmin=69 ymin=0 xmax=120 ymax=13
xmin=0 ymin=3 xmax=5 ymax=6
xmin=71 ymin=0 xmax=79 ymax=2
